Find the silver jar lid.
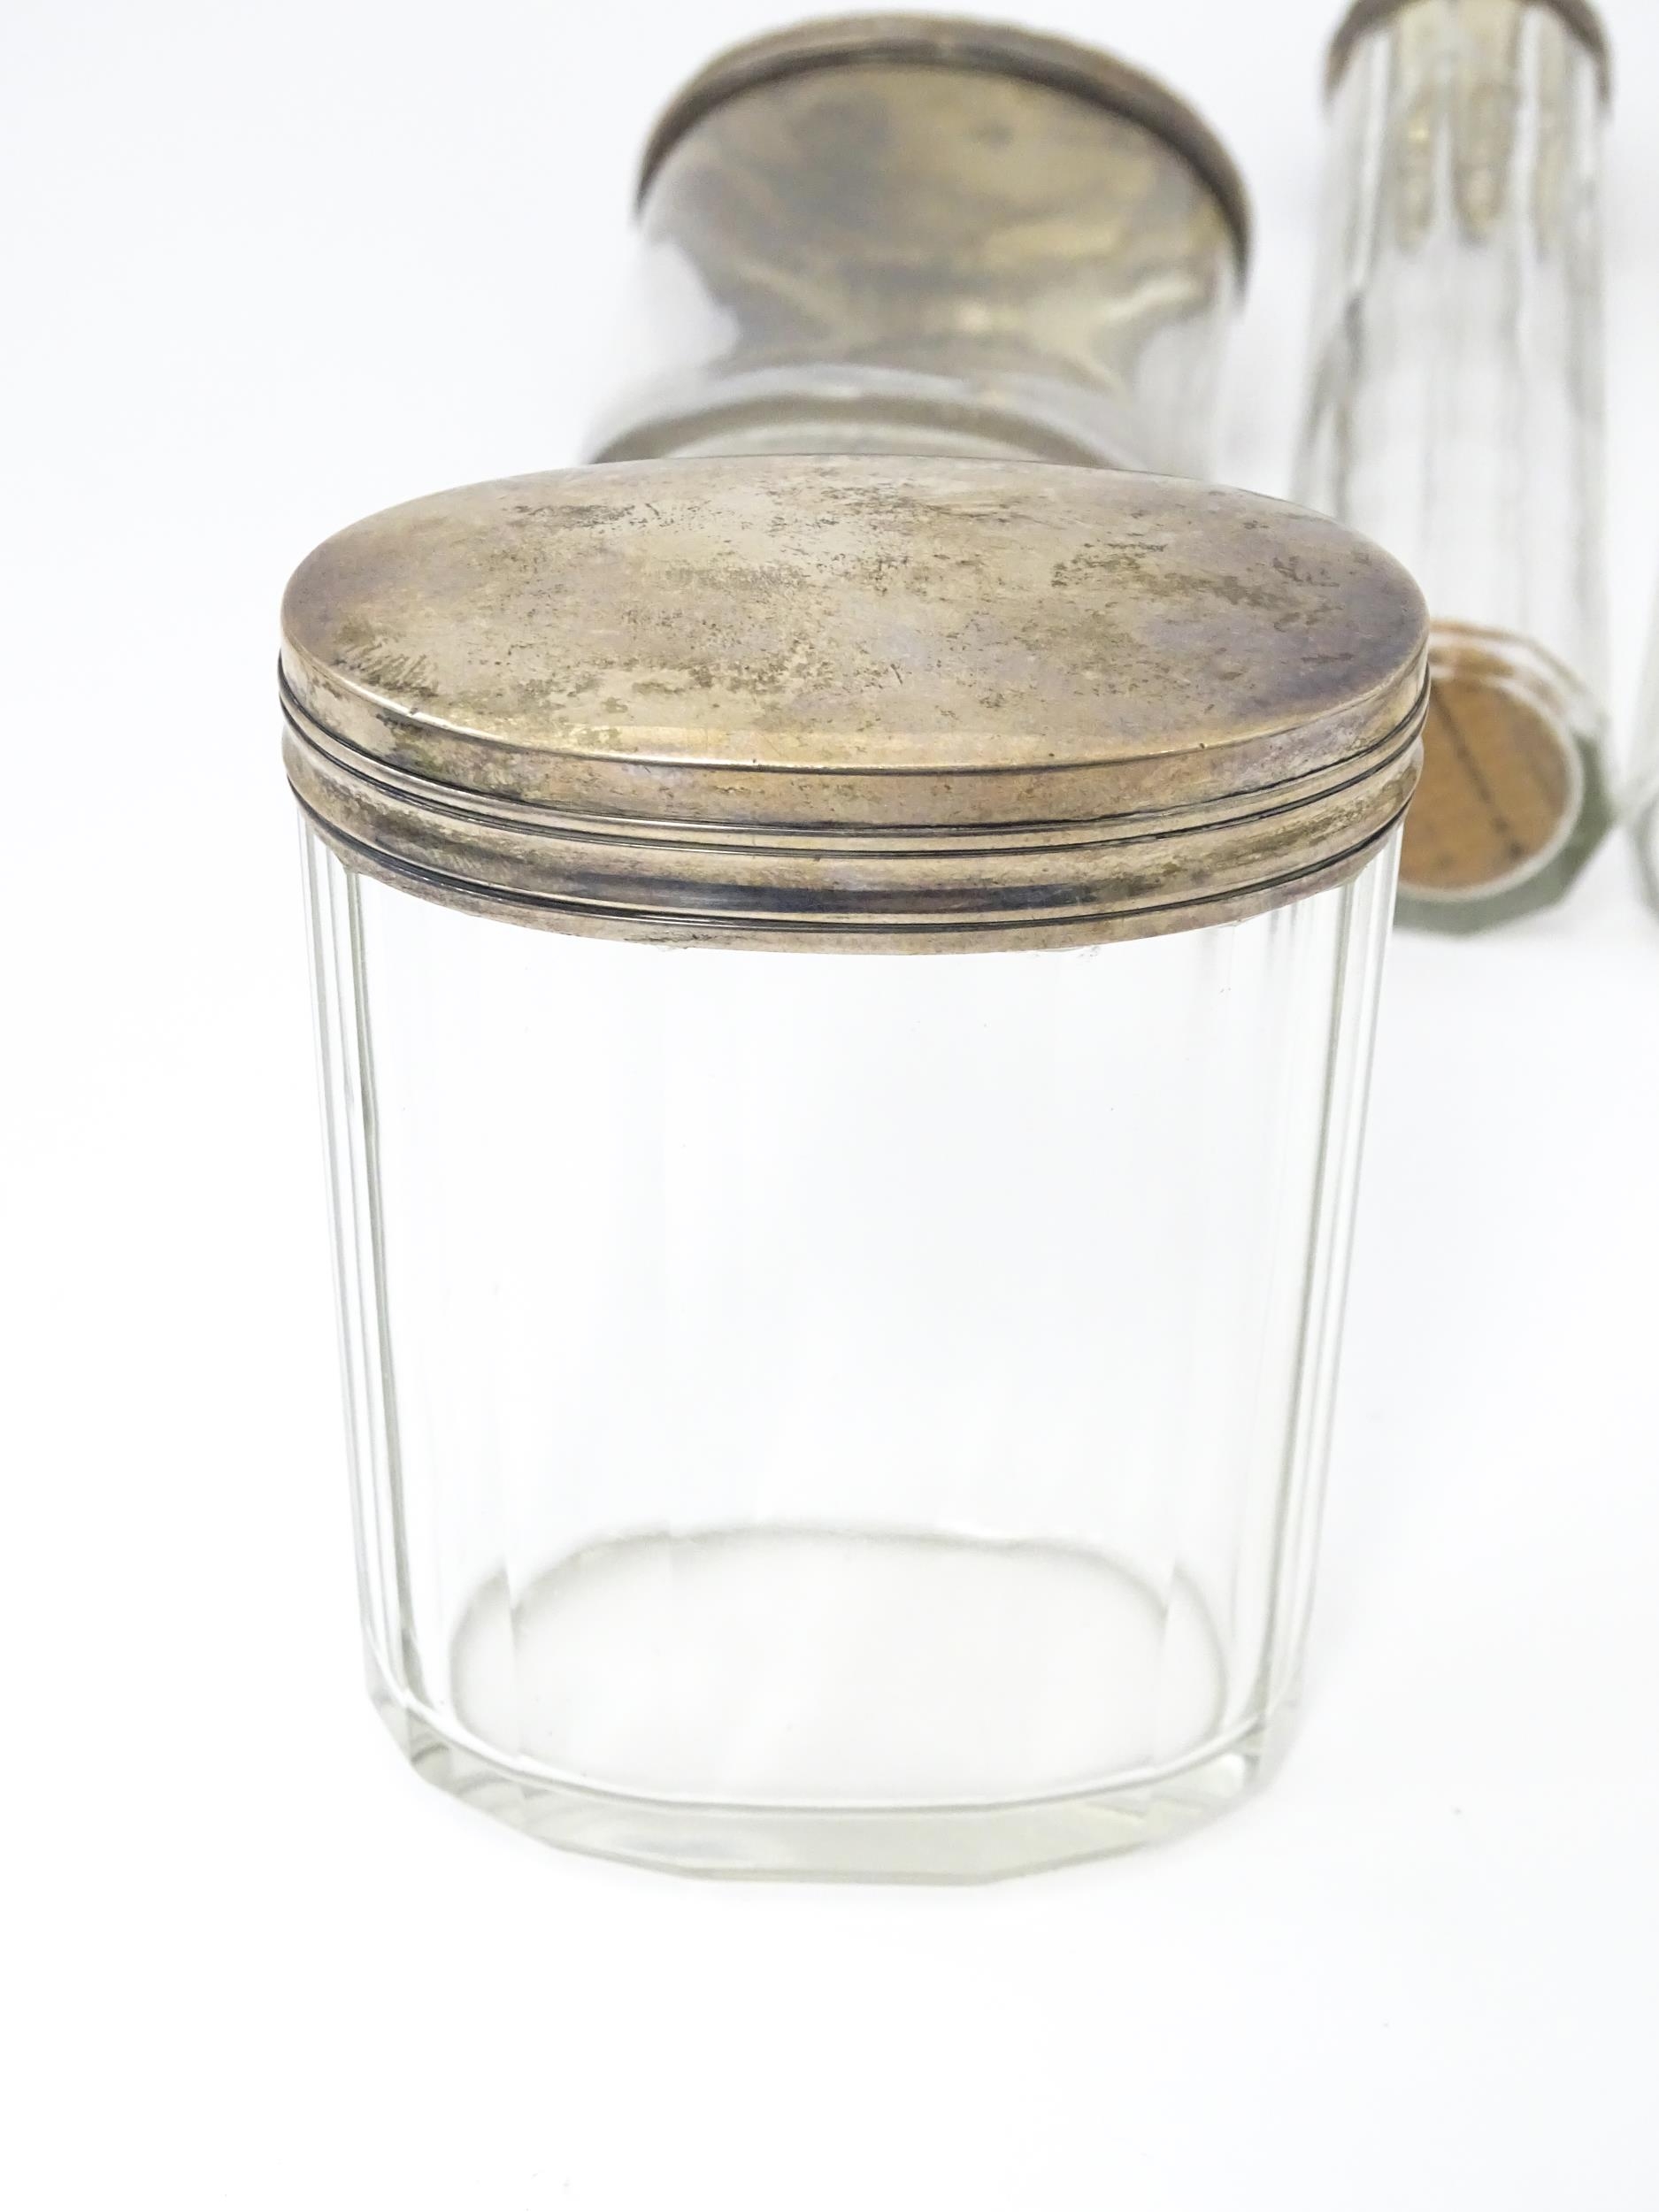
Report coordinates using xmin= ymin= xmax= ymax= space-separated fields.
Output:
xmin=1327 ymin=0 xmax=1612 ymax=101
xmin=638 ymin=13 xmax=1253 ymax=273
xmin=281 ymin=457 xmax=1428 ymax=952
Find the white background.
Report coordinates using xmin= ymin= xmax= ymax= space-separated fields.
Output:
xmin=4 ymin=1 xmax=1657 ymax=2204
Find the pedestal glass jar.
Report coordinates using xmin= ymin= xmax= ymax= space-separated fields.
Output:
xmin=285 ymin=457 xmax=1428 ymax=1879
xmin=588 ymin=17 xmax=1248 ymax=474
xmin=1298 ymin=0 xmax=1611 ymax=929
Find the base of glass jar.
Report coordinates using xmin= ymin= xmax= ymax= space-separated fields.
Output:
xmin=1396 ymin=733 xmax=1610 ymax=933
xmin=1395 ymin=626 xmax=1611 ymax=933
xmin=373 ymin=1693 xmax=1286 ymax=1882
xmin=363 ymin=1526 xmax=1297 ymax=1882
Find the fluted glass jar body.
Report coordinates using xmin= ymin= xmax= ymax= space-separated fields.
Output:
xmin=1298 ymin=0 xmax=1609 ymax=926
xmin=303 ymin=829 xmax=1399 ymax=1880
xmin=589 ymin=45 xmax=1244 ymax=473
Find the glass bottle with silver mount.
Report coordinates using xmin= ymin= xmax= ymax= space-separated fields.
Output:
xmin=286 ymin=18 xmax=1428 ymax=1882
xmin=1298 ymin=0 xmax=1611 ymax=930
xmin=588 ymin=15 xmax=1248 ymax=474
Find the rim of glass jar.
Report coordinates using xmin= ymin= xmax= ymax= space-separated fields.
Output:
xmin=1325 ymin=0 xmax=1612 ymax=104
xmin=636 ymin=12 xmax=1253 ymax=275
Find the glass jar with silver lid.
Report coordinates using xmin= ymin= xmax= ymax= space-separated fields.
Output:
xmin=590 ymin=14 xmax=1249 ymax=475
xmin=284 ymin=19 xmax=1428 ymax=1881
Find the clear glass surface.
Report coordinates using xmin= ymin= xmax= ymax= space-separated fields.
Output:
xmin=304 ymin=829 xmax=1399 ymax=1879
xmin=1297 ymin=0 xmax=1609 ymax=927
xmin=589 ymin=62 xmax=1239 ymax=474
xmin=1632 ymin=580 xmax=1659 ymax=911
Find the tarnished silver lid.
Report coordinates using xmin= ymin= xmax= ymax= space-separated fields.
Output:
xmin=281 ymin=457 xmax=1427 ymax=951
xmin=1327 ymin=0 xmax=1612 ymax=102
xmin=639 ymin=13 xmax=1253 ymax=273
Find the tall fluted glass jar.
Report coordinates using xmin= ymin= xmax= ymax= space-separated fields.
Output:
xmin=1298 ymin=0 xmax=1611 ymax=928
xmin=588 ymin=17 xmax=1248 ymax=473
xmin=286 ymin=457 xmax=1427 ymax=1882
